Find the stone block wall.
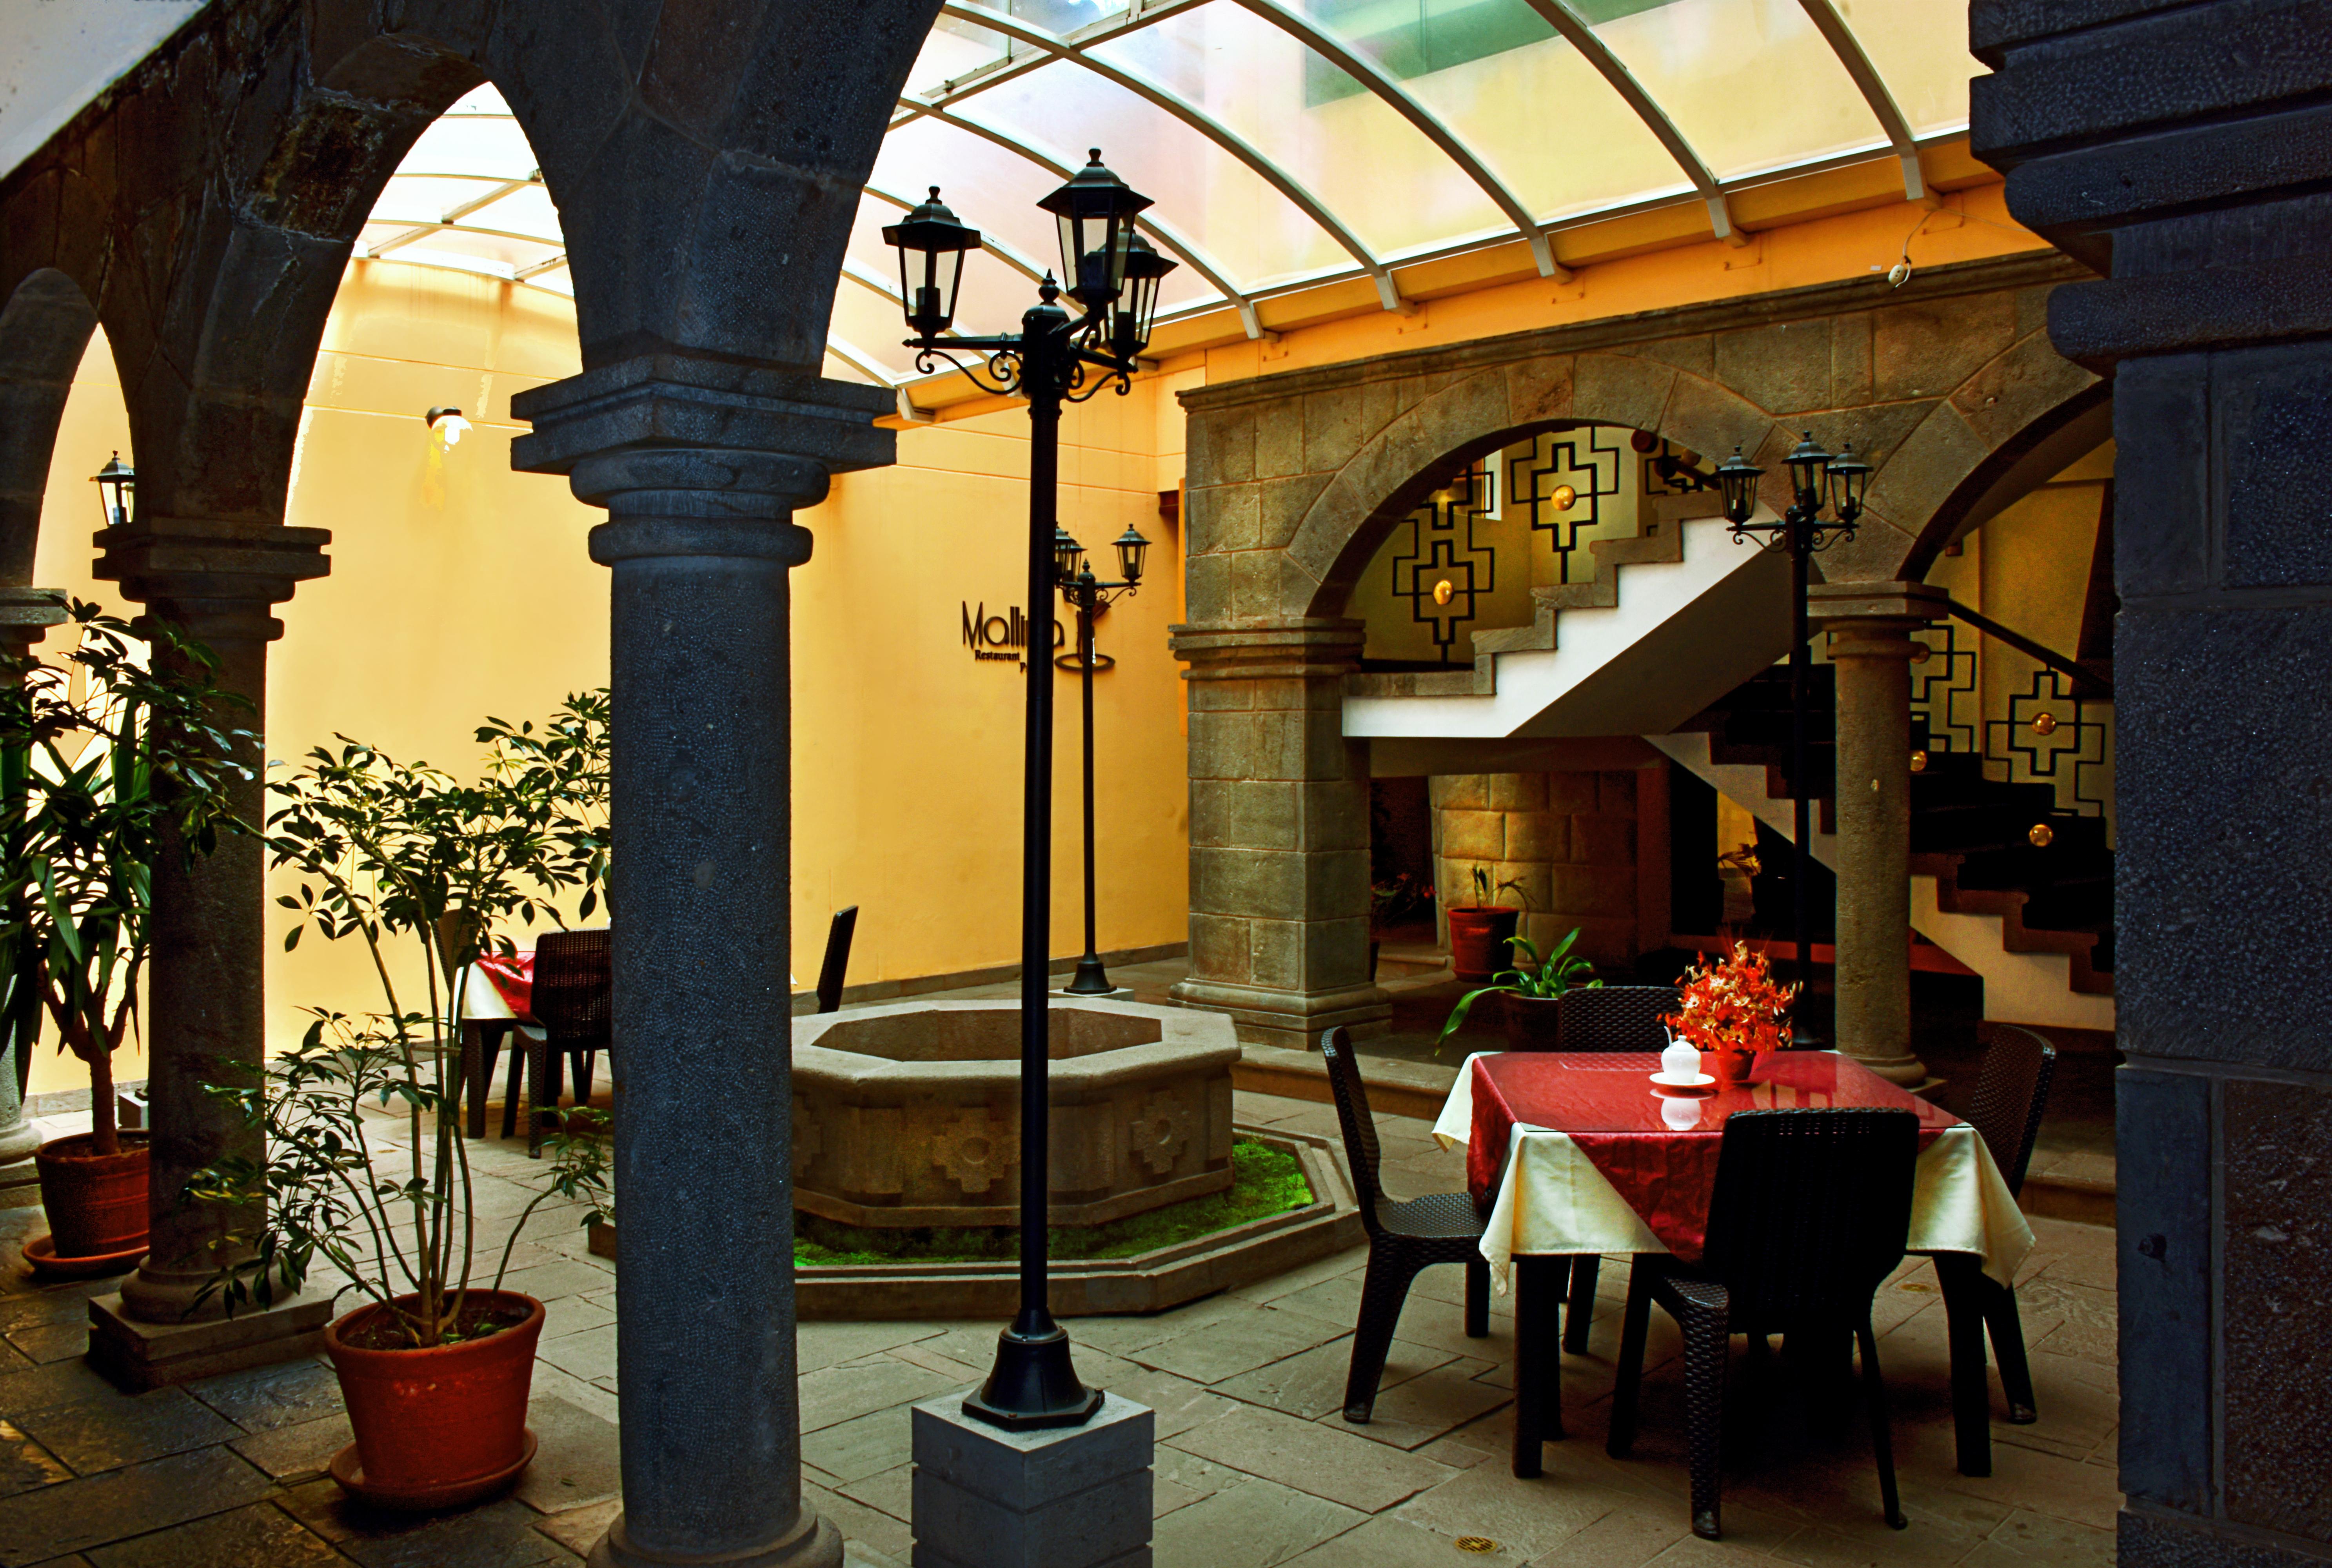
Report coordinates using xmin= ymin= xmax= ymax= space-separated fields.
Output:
xmin=1431 ymin=770 xmax=1642 ymax=968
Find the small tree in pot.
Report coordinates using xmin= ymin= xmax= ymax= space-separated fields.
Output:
xmin=187 ymin=695 xmax=612 ymax=1508
xmin=0 ymin=603 xmax=256 ymax=1264
xmin=1446 ymin=864 xmax=1527 ymax=984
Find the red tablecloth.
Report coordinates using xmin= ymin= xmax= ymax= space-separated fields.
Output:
xmin=1466 ymin=1051 xmax=1963 ymax=1264
xmin=476 ymin=952 xmax=536 ymax=1023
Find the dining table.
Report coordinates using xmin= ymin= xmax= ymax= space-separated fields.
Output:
xmin=1431 ymin=1049 xmax=2034 ymax=1479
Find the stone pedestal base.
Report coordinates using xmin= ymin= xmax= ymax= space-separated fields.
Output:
xmin=87 ymin=1289 xmax=333 ymax=1391
xmin=1168 ymin=978 xmax=1389 ymax=1051
xmin=588 ymin=1510 xmax=841 ymax=1568
xmin=0 ymin=1159 xmax=39 ymax=1210
xmin=912 ymin=1392 xmax=1153 ymax=1568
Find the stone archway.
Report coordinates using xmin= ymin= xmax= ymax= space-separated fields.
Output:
xmin=1169 ymin=251 xmax=2103 ymax=1052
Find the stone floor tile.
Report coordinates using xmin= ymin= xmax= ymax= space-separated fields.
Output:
xmin=229 ymin=1414 xmax=355 ymax=1482
xmin=1233 ymin=1092 xmax=1304 ymax=1125
xmin=1211 ymin=1336 xmax=1445 ymax=1420
xmin=1168 ymin=1402 xmax=1455 ymax=1512
xmin=837 ymin=1461 xmax=911 ymax=1523
xmin=4 ymin=1325 xmax=87 ymax=1367
xmin=186 ymin=1359 xmax=344 ymax=1434
xmin=530 ymin=1499 xmax=618 ymax=1558
xmin=84 ymin=1501 xmax=343 ymax=1567
xmin=842 ymin=1544 xmax=904 ymax=1568
xmin=527 ymin=1361 xmax=620 ymax=1429
xmin=1225 ymin=1246 xmax=1368 ymax=1307
xmin=16 ymin=1387 xmax=242 ymax=1474
xmin=1152 ymin=1446 xmax=1248 ymax=1514
xmin=0 ymin=1446 xmax=275 ymax=1562
xmin=1284 ymin=1512 xmax=1529 ymax=1565
xmin=807 ymin=1477 xmax=912 ymax=1562
xmin=1409 ymin=1261 xmax=1518 ymax=1317
xmin=797 ymin=1359 xmax=955 ymax=1434
xmin=1101 ymin=1367 xmax=1239 ymax=1442
xmin=0 ymin=1417 xmax=72 ymax=1498
xmin=0 ymin=1292 xmax=99 ymax=1339
xmin=512 ymin=1396 xmax=621 ymax=1515
xmin=1922 ymin=1432 xmax=2123 ymax=1531
xmin=801 ymin=1403 xmax=917 ymax=1484
xmin=794 ymin=1322 xmax=947 ymax=1376
xmin=332 ymin=1497 xmax=578 ymax=1568
xmin=1393 ymin=1453 xmax=1619 ymax=1559
xmin=538 ymin=1296 xmax=615 ymax=1343
xmin=1150 ymin=1475 xmax=1364 ymax=1568
xmin=493 ymin=1260 xmax=618 ymax=1303
xmin=1132 ymin=1310 xmax=1339 ymax=1386
xmin=535 ymin=1324 xmax=618 ymax=1385
xmin=0 ymin=1357 xmax=122 ymax=1418
xmin=1527 ymin=1504 xmax=1691 ymax=1568
xmin=883 ymin=1343 xmax=985 ymax=1385
xmin=1966 ymin=1506 xmax=2115 ymax=1567
xmin=1641 ymin=1532 xmax=1791 ymax=1565
xmin=1330 ymin=1361 xmax=1512 ymax=1450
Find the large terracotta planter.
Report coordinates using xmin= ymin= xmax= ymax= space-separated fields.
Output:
xmin=1447 ymin=907 xmax=1521 ymax=984
xmin=1500 ymin=992 xmax=1563 ymax=1052
xmin=33 ymin=1133 xmax=149 ymax=1258
xmin=324 ymin=1290 xmax=543 ymax=1509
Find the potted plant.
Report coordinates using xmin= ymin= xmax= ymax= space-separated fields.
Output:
xmin=1435 ymin=926 xmax=1600 ymax=1055
xmin=1662 ymin=940 xmax=1798 ymax=1087
xmin=0 ymin=603 xmax=256 ymax=1270
xmin=1446 ymin=864 xmax=1526 ymax=984
xmin=187 ymin=698 xmax=611 ymax=1509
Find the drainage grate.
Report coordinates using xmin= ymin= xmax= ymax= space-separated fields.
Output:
xmin=1455 ymin=1539 xmax=1499 ymax=1554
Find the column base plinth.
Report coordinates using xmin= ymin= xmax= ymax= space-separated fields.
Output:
xmin=588 ymin=1510 xmax=841 ymax=1568
xmin=1168 ymin=979 xmax=1389 ymax=1051
xmin=0 ymin=1158 xmax=39 ymax=1209
xmin=1840 ymin=1051 xmax=1929 ymax=1089
xmin=87 ymin=1287 xmax=332 ymax=1391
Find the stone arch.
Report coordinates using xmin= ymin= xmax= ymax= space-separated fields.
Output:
xmin=0 ymin=270 xmax=100 ymax=587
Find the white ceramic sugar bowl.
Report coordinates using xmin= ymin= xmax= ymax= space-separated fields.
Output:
xmin=1659 ymin=1035 xmax=1702 ymax=1081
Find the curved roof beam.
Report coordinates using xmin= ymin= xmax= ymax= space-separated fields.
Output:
xmin=365 ymin=175 xmax=541 ymax=256
xmin=924 ymin=4 xmax=1404 ymax=310
xmin=1514 ymin=0 xmax=1741 ymax=244
xmin=1794 ymin=0 xmax=1925 ymax=200
xmin=1228 ymin=0 xmax=1562 ymax=278
xmin=862 ymin=181 xmax=1050 ymax=283
xmin=910 ymin=102 xmax=1271 ymax=339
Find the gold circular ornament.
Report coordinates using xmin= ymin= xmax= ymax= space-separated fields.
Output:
xmin=2028 ymin=822 xmax=2054 ymax=848
xmin=1909 ymin=643 xmax=1932 ymax=664
xmin=1551 ymin=483 xmax=1578 ymax=510
xmin=2030 ymin=711 xmax=2058 ymax=736
xmin=1909 ymin=750 xmax=1928 ymax=773
xmin=1433 ymin=579 xmax=1456 ymax=606
xmin=1455 ymin=1540 xmax=1500 ymax=1555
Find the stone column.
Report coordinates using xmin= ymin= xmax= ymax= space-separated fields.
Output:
xmin=1168 ymin=620 xmax=1388 ymax=1050
xmin=1809 ymin=581 xmax=1944 ymax=1088
xmin=89 ymin=523 xmax=332 ymax=1384
xmin=512 ymin=358 xmax=893 ymax=1568
xmin=0 ymin=588 xmax=66 ymax=1207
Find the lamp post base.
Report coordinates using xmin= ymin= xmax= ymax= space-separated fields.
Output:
xmin=965 ymin=1324 xmax=1104 ymax=1431
xmin=1061 ymin=955 xmax=1115 ymax=996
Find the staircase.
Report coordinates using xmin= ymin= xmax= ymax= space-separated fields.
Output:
xmin=1653 ymin=667 xmax=2114 ymax=1031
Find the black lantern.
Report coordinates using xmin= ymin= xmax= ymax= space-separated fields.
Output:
xmin=91 ymin=452 xmax=134 ymax=528
xmin=1111 ymin=525 xmax=1150 ymax=588
xmin=1714 ymin=446 xmax=1762 ymax=525
xmin=1112 ymin=234 xmax=1177 ymax=360
xmin=1825 ymin=442 xmax=1873 ymax=523
xmin=1784 ymin=432 xmax=1833 ymax=505
xmin=1053 ymin=527 xmax=1086 ymax=585
xmin=882 ymin=187 xmax=982 ymax=338
xmin=1039 ymin=151 xmax=1151 ymax=311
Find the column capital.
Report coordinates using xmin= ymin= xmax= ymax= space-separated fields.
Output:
xmin=0 ymin=588 xmax=67 ymax=650
xmin=1168 ymin=618 xmax=1366 ymax=681
xmin=93 ymin=519 xmax=332 ymax=643
xmin=1805 ymin=579 xmax=1947 ymax=630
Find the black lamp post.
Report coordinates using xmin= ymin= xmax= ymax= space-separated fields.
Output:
xmin=1716 ymin=434 xmax=1869 ymax=1028
xmin=884 ymin=153 xmax=1175 ymax=1431
xmin=90 ymin=453 xmax=134 ymax=528
xmin=1055 ymin=523 xmax=1150 ymax=997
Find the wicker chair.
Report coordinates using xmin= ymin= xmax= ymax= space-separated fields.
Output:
xmin=525 ymin=928 xmax=612 ymax=1155
xmin=1607 ymin=1107 xmax=1920 ymax=1541
xmin=1320 ymin=1029 xmax=1491 ymax=1423
xmin=814 ymin=906 xmax=859 ymax=1014
xmin=1553 ymin=984 xmax=1681 ymax=1349
xmin=1956 ymin=1022 xmax=2057 ymax=1423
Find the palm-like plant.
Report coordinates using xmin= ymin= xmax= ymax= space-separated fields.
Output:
xmin=1434 ymin=927 xmax=1602 ymax=1056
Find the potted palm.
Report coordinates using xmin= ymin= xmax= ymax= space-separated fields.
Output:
xmin=1435 ymin=926 xmax=1600 ymax=1055
xmin=1446 ymin=864 xmax=1526 ymax=984
xmin=0 ymin=603 xmax=256 ymax=1271
xmin=187 ymin=695 xmax=612 ymax=1509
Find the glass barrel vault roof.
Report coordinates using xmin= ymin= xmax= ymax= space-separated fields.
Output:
xmin=354 ymin=0 xmax=1974 ymax=392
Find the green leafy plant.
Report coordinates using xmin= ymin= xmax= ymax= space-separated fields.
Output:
xmin=0 ymin=602 xmax=257 ymax=1154
xmin=185 ymin=695 xmax=612 ymax=1347
xmin=1434 ymin=927 xmax=1602 ymax=1055
xmin=1462 ymin=864 xmax=1532 ymax=911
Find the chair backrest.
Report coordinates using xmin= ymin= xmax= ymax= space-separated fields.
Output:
xmin=533 ymin=929 xmax=612 ymax=1049
xmin=1967 ymin=1022 xmax=2057 ymax=1196
xmin=1319 ymin=1030 xmax=1386 ymax=1236
xmin=815 ymin=906 xmax=859 ymax=1014
xmin=1556 ymin=985 xmax=1680 ymax=1053
xmin=1701 ymin=1107 xmax=1920 ymax=1326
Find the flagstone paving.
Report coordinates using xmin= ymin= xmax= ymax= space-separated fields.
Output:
xmin=0 ymin=1087 xmax=2119 ymax=1566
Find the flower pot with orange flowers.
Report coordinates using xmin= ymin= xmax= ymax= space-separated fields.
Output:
xmin=1660 ymin=941 xmax=1800 ymax=1087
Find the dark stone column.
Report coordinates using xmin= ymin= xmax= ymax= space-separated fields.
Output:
xmin=92 ymin=524 xmax=328 ymax=1348
xmin=1975 ymin=5 xmax=2332 ymax=1561
xmin=512 ymin=357 xmax=893 ymax=1568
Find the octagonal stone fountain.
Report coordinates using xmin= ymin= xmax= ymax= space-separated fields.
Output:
xmin=791 ymin=998 xmax=1241 ymax=1229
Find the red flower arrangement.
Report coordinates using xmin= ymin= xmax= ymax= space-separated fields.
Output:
xmin=1661 ymin=942 xmax=1800 ymax=1085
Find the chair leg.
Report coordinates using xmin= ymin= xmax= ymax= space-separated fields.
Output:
xmin=527 ymin=1035 xmax=556 ymax=1158
xmin=1857 ymin=1320 xmax=1907 ymax=1530
xmin=1676 ymin=1297 xmax=1730 ymax=1541
xmin=1606 ymin=1267 xmax=1653 ymax=1459
xmin=1464 ymin=1255 xmax=1489 ymax=1339
xmin=1343 ymin=1246 xmax=1419 ymax=1424
xmin=1936 ymin=1253 xmax=1993 ymax=1477
xmin=1563 ymin=1254 xmax=1600 ymax=1354
xmin=501 ymin=1033 xmax=526 ymax=1139
xmin=1511 ymin=1255 xmax=1568 ymax=1477
xmin=574 ymin=1049 xmax=597 ymax=1108
xmin=1983 ymin=1279 xmax=2038 ymax=1424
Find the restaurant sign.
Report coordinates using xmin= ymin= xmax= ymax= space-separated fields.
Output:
xmin=962 ymin=602 xmax=1064 ymax=666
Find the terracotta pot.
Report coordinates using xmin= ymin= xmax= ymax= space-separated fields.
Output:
xmin=325 ymin=1291 xmax=543 ymax=1506
xmin=1711 ymin=1047 xmax=1762 ymax=1087
xmin=1500 ymin=992 xmax=1564 ymax=1052
xmin=1447 ymin=907 xmax=1521 ymax=984
xmin=33 ymin=1133 xmax=149 ymax=1258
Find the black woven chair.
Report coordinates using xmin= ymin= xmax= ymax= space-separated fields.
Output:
xmin=1553 ymin=984 xmax=1680 ymax=1349
xmin=1955 ymin=1022 xmax=2057 ymax=1424
xmin=1320 ymin=1029 xmax=1490 ymax=1423
xmin=525 ymin=928 xmax=612 ymax=1156
xmin=814 ymin=906 xmax=859 ymax=1014
xmin=1608 ymin=1107 xmax=1920 ymax=1541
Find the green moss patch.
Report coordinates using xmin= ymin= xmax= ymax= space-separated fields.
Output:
xmin=795 ymin=1138 xmax=1314 ymax=1267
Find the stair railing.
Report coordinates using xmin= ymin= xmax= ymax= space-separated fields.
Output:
xmin=1909 ymin=601 xmax=2114 ymax=834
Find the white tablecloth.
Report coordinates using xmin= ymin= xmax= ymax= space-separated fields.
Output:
xmin=1432 ymin=1053 xmax=2034 ymax=1289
